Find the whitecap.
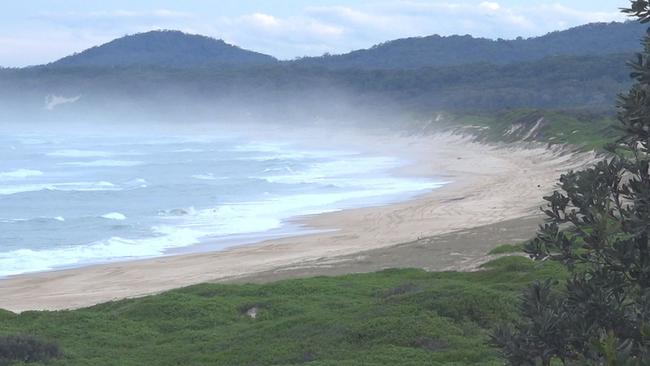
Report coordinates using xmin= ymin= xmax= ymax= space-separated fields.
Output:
xmin=58 ymin=160 xmax=143 ymax=167
xmin=0 ymin=181 xmax=119 ymax=195
xmin=173 ymin=148 xmax=204 ymax=153
xmin=0 ymin=225 xmax=208 ymax=277
xmin=232 ymin=142 xmax=355 ymax=161
xmin=191 ymin=173 xmax=226 ymax=181
xmin=0 ymin=169 xmax=43 ymax=180
xmin=123 ymin=178 xmax=148 ymax=188
xmin=47 ymin=149 xmax=114 ymax=158
xmin=100 ymin=212 xmax=126 ymax=221
xmin=263 ymin=156 xmax=401 ymax=184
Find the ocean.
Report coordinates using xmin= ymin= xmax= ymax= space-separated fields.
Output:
xmin=0 ymin=133 xmax=444 ymax=277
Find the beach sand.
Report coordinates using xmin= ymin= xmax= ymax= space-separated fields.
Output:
xmin=0 ymin=132 xmax=596 ymax=312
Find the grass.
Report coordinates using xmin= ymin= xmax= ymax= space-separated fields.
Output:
xmin=426 ymin=108 xmax=620 ymax=151
xmin=0 ymin=256 xmax=567 ymax=366
xmin=488 ymin=243 xmax=525 ymax=255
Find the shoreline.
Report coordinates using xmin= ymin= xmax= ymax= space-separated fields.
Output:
xmin=0 ymin=132 xmax=596 ymax=312
xmin=222 ymin=214 xmax=544 ymax=285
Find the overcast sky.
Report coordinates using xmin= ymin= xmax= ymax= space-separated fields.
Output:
xmin=0 ymin=0 xmax=630 ymax=67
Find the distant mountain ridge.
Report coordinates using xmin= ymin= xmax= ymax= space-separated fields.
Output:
xmin=292 ymin=21 xmax=647 ymax=70
xmin=2 ymin=22 xmax=641 ymax=121
xmin=46 ymin=22 xmax=646 ymax=71
xmin=51 ymin=30 xmax=277 ymax=68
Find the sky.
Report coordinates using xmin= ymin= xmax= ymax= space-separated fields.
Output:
xmin=0 ymin=0 xmax=630 ymax=67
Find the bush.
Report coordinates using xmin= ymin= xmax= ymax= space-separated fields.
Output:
xmin=488 ymin=243 xmax=525 ymax=255
xmin=492 ymin=3 xmax=650 ymax=364
xmin=0 ymin=335 xmax=61 ymax=365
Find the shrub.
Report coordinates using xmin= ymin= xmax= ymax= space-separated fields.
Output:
xmin=0 ymin=335 xmax=61 ymax=364
xmin=492 ymin=2 xmax=650 ymax=364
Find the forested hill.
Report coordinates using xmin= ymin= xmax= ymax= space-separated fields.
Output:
xmin=1 ymin=22 xmax=641 ymax=122
xmin=0 ymin=53 xmax=631 ymax=124
xmin=51 ymin=30 xmax=278 ymax=68
xmin=44 ymin=21 xmax=644 ymax=70
xmin=292 ymin=21 xmax=646 ymax=70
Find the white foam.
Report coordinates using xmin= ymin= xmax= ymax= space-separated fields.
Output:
xmin=47 ymin=149 xmax=114 ymax=158
xmin=59 ymin=160 xmax=144 ymax=167
xmin=0 ymin=225 xmax=206 ymax=277
xmin=100 ymin=212 xmax=126 ymax=221
xmin=0 ymin=181 xmax=119 ymax=195
xmin=0 ymin=218 xmax=22 ymax=223
xmin=1 ymin=138 xmax=449 ymax=277
xmin=263 ymin=156 xmax=401 ymax=184
xmin=123 ymin=178 xmax=148 ymax=188
xmin=191 ymin=173 xmax=226 ymax=181
xmin=233 ymin=141 xmax=355 ymax=161
xmin=0 ymin=217 xmax=65 ymax=223
xmin=1 ymin=206 xmax=283 ymax=277
xmin=0 ymin=169 xmax=43 ymax=180
xmin=173 ymin=148 xmax=204 ymax=153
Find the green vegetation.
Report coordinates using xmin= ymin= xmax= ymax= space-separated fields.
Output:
xmin=492 ymin=3 xmax=650 ymax=364
xmin=0 ymin=335 xmax=61 ymax=365
xmin=295 ymin=22 xmax=645 ymax=70
xmin=488 ymin=243 xmax=525 ymax=255
xmin=53 ymin=30 xmax=277 ymax=68
xmin=46 ymin=22 xmax=644 ymax=71
xmin=0 ymin=53 xmax=631 ymax=125
xmin=2 ymin=8 xmax=647 ymax=366
xmin=428 ymin=109 xmax=620 ymax=151
xmin=0 ymin=256 xmax=565 ymax=366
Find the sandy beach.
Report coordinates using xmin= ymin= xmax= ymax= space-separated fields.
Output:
xmin=0 ymin=132 xmax=596 ymax=312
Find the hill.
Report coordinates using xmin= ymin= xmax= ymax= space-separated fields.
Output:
xmin=45 ymin=22 xmax=645 ymax=71
xmin=51 ymin=30 xmax=278 ymax=68
xmin=293 ymin=21 xmax=646 ymax=70
xmin=0 ymin=53 xmax=631 ymax=124
xmin=0 ymin=22 xmax=639 ymax=122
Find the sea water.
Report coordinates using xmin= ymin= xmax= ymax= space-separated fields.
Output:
xmin=0 ymin=133 xmax=445 ymax=276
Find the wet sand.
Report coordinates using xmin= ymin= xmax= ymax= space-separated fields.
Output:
xmin=0 ymin=132 xmax=595 ymax=312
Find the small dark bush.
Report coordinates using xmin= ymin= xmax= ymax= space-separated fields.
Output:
xmin=0 ymin=335 xmax=61 ymax=364
xmin=380 ymin=282 xmax=420 ymax=298
xmin=411 ymin=337 xmax=449 ymax=352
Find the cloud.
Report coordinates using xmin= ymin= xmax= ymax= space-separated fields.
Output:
xmin=236 ymin=12 xmax=344 ymax=38
xmin=480 ymin=2 xmax=501 ymax=11
xmin=39 ymin=9 xmax=193 ymax=20
xmin=0 ymin=1 xmax=628 ymax=66
xmin=245 ymin=13 xmax=281 ymax=28
xmin=208 ymin=12 xmax=345 ymax=58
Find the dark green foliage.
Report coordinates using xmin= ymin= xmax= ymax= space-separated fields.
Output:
xmin=1 ymin=22 xmax=644 ymax=124
xmin=424 ymin=109 xmax=620 ymax=151
xmin=52 ymin=30 xmax=277 ymax=68
xmin=44 ymin=22 xmax=645 ymax=71
xmin=0 ymin=259 xmax=565 ymax=366
xmin=488 ymin=244 xmax=525 ymax=255
xmin=0 ymin=53 xmax=632 ymax=125
xmin=492 ymin=3 xmax=650 ymax=364
xmin=294 ymin=22 xmax=646 ymax=70
xmin=0 ymin=335 xmax=61 ymax=365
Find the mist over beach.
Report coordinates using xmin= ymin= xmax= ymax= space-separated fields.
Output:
xmin=1 ymin=1 xmax=648 ymax=365
xmin=0 ymin=127 xmax=443 ymax=276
